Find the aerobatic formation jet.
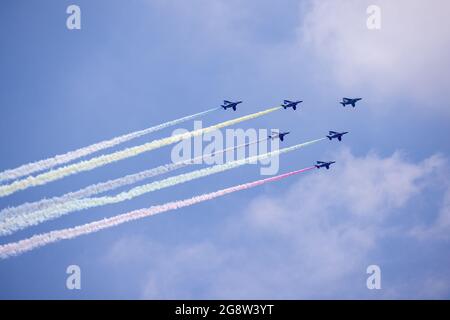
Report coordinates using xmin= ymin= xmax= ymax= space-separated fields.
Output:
xmin=326 ymin=131 xmax=348 ymax=141
xmin=315 ymin=161 xmax=336 ymax=170
xmin=268 ymin=131 xmax=290 ymax=142
xmin=221 ymin=100 xmax=242 ymax=111
xmin=340 ymin=97 xmax=362 ymax=107
xmin=281 ymin=99 xmax=303 ymax=110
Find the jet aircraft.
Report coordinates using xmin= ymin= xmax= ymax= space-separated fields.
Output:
xmin=268 ymin=131 xmax=290 ymax=141
xmin=221 ymin=100 xmax=242 ymax=111
xmin=340 ymin=98 xmax=362 ymax=107
xmin=326 ymin=131 xmax=348 ymax=141
xmin=315 ymin=161 xmax=336 ymax=169
xmin=281 ymin=100 xmax=303 ymax=110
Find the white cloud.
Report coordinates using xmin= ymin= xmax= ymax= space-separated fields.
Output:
xmin=299 ymin=0 xmax=450 ymax=111
xmin=240 ymin=149 xmax=448 ymax=297
xmin=247 ymin=149 xmax=445 ymax=228
xmin=146 ymin=0 xmax=450 ymax=115
xmin=410 ymin=184 xmax=450 ymax=240
xmin=107 ymin=148 xmax=450 ymax=298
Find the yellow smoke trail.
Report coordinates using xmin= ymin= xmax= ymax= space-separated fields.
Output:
xmin=0 ymin=137 xmax=265 ymax=224
xmin=0 ymin=138 xmax=324 ymax=235
xmin=0 ymin=166 xmax=317 ymax=259
xmin=0 ymin=107 xmax=280 ymax=197
xmin=0 ymin=108 xmax=220 ymax=182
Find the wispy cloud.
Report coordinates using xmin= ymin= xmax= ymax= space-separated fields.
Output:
xmin=131 ymin=148 xmax=450 ymax=299
xmin=299 ymin=0 xmax=450 ymax=111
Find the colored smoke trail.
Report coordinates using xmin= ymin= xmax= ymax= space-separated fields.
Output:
xmin=0 ymin=138 xmax=324 ymax=236
xmin=0 ymin=107 xmax=280 ymax=197
xmin=0 ymin=166 xmax=316 ymax=259
xmin=0 ymin=137 xmax=267 ymax=230
xmin=0 ymin=108 xmax=220 ymax=183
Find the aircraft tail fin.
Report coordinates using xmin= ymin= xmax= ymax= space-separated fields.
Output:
xmin=340 ymin=102 xmax=346 ymax=107
xmin=327 ymin=136 xmax=332 ymax=140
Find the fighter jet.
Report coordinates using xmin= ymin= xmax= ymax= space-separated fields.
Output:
xmin=340 ymin=98 xmax=362 ymax=107
xmin=268 ymin=131 xmax=290 ymax=142
xmin=315 ymin=161 xmax=336 ymax=170
xmin=221 ymin=100 xmax=242 ymax=111
xmin=281 ymin=100 xmax=303 ymax=110
xmin=327 ymin=131 xmax=348 ymax=141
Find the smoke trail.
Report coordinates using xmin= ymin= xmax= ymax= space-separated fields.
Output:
xmin=0 ymin=137 xmax=266 ymax=224
xmin=0 ymin=166 xmax=316 ymax=259
xmin=0 ymin=108 xmax=220 ymax=183
xmin=0 ymin=138 xmax=324 ymax=235
xmin=0 ymin=107 xmax=280 ymax=197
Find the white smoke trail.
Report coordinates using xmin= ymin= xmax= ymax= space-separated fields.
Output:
xmin=0 ymin=138 xmax=266 ymax=224
xmin=0 ymin=166 xmax=316 ymax=259
xmin=0 ymin=108 xmax=219 ymax=183
xmin=0 ymin=107 xmax=280 ymax=197
xmin=0 ymin=138 xmax=324 ymax=235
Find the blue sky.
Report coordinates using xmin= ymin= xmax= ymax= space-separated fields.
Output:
xmin=0 ymin=0 xmax=449 ymax=299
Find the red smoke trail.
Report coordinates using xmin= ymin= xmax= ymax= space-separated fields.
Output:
xmin=0 ymin=166 xmax=316 ymax=259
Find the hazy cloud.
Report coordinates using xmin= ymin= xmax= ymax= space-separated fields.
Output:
xmin=299 ymin=0 xmax=450 ymax=111
xmin=110 ymin=148 xmax=450 ymax=299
